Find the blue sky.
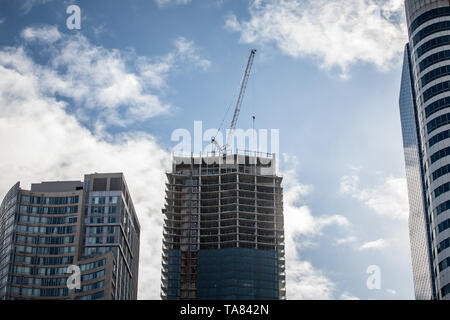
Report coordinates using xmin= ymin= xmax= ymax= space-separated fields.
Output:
xmin=0 ymin=0 xmax=414 ymax=299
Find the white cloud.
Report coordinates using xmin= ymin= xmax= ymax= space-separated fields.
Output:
xmin=173 ymin=37 xmax=212 ymax=70
xmin=155 ymin=0 xmax=191 ymax=7
xmin=225 ymin=0 xmax=407 ymax=78
xmin=281 ymin=154 xmax=354 ymax=299
xmin=340 ymin=292 xmax=360 ymax=300
xmin=16 ymin=25 xmax=210 ymax=127
xmin=137 ymin=37 xmax=211 ymax=91
xmin=283 ymin=154 xmax=350 ymax=238
xmin=340 ymin=174 xmax=409 ymax=220
xmin=287 ymin=261 xmax=336 ymax=300
xmin=335 ymin=236 xmax=358 ymax=245
xmin=359 ymin=238 xmax=389 ymax=251
xmin=0 ymin=18 xmax=5 ymax=25
xmin=92 ymin=23 xmax=107 ymax=39
xmin=339 ymin=175 xmax=359 ymax=194
xmin=386 ymin=288 xmax=397 ymax=295
xmin=0 ymin=27 xmax=212 ymax=300
xmin=21 ymin=25 xmax=62 ymax=43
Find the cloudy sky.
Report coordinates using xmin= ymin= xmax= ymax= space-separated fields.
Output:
xmin=0 ymin=0 xmax=414 ymax=299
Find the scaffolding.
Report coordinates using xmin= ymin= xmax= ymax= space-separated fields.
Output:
xmin=161 ymin=152 xmax=285 ymax=300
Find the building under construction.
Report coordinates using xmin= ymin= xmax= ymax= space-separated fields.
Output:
xmin=161 ymin=151 xmax=285 ymax=300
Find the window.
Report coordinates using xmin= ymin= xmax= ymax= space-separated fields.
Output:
xmin=437 ymin=237 xmax=450 ymax=253
xmin=69 ymin=196 xmax=79 ymax=204
xmin=430 ymin=146 xmax=450 ymax=164
xmin=110 ymin=178 xmax=122 ymax=191
xmin=108 ymin=206 xmax=117 ymax=214
xmin=413 ymin=20 xmax=450 ymax=46
xmin=92 ymin=206 xmax=105 ymax=214
xmin=79 ymin=259 xmax=106 ymax=271
xmin=432 ymin=164 xmax=450 ymax=180
xmin=410 ymin=6 xmax=450 ymax=34
xmin=93 ymin=197 xmax=106 ymax=205
xmin=429 ymin=129 xmax=450 ymax=148
xmin=439 ymin=257 xmax=450 ymax=272
xmin=427 ymin=113 xmax=450 ymax=134
xmin=422 ymin=66 xmax=450 ymax=88
xmin=89 ymin=217 xmax=104 ymax=223
xmin=423 ymin=81 xmax=450 ymax=104
xmin=81 ymin=270 xmax=105 ymax=282
xmin=93 ymin=178 xmax=107 ymax=191
xmin=442 ymin=283 xmax=450 ymax=297
xmin=416 ymin=35 xmax=450 ymax=59
xmin=434 ymin=182 xmax=450 ymax=198
xmin=76 ymin=290 xmax=104 ymax=300
xmin=419 ymin=50 xmax=450 ymax=72
xmin=438 ymin=219 xmax=450 ymax=233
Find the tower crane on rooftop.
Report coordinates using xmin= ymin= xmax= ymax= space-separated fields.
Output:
xmin=211 ymin=49 xmax=257 ymax=155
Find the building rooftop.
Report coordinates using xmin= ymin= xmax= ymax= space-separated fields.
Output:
xmin=30 ymin=180 xmax=83 ymax=192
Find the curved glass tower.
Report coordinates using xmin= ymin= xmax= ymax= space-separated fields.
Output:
xmin=400 ymin=0 xmax=450 ymax=300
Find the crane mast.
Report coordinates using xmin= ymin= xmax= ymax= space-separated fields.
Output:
xmin=212 ymin=49 xmax=257 ymax=154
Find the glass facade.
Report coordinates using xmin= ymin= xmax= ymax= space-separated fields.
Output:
xmin=0 ymin=183 xmax=20 ymax=298
xmin=401 ymin=0 xmax=450 ymax=300
xmin=400 ymin=43 xmax=436 ymax=300
xmin=0 ymin=173 xmax=139 ymax=300
xmin=2 ymin=186 xmax=87 ymax=300
xmin=197 ymin=248 xmax=278 ymax=300
xmin=165 ymin=249 xmax=181 ymax=300
xmin=82 ymin=174 xmax=140 ymax=300
xmin=82 ymin=173 xmax=140 ymax=300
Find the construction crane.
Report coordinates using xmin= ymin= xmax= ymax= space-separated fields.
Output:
xmin=212 ymin=49 xmax=257 ymax=154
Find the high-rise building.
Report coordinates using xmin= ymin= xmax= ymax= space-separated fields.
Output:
xmin=400 ymin=0 xmax=450 ymax=300
xmin=161 ymin=152 xmax=285 ymax=300
xmin=0 ymin=173 xmax=140 ymax=300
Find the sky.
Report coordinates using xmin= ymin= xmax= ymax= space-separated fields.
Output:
xmin=0 ymin=0 xmax=415 ymax=299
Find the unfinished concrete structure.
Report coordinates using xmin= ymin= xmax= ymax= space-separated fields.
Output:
xmin=161 ymin=151 xmax=285 ymax=300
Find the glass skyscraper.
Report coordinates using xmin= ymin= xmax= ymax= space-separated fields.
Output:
xmin=400 ymin=0 xmax=450 ymax=300
xmin=161 ymin=152 xmax=285 ymax=300
xmin=0 ymin=173 xmax=140 ymax=300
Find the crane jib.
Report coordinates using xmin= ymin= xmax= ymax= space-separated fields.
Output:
xmin=211 ymin=49 xmax=256 ymax=154
xmin=228 ymin=49 xmax=256 ymax=139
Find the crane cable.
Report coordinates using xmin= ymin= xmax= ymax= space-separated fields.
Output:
xmin=212 ymin=49 xmax=257 ymax=153
xmin=211 ymin=58 xmax=249 ymax=148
